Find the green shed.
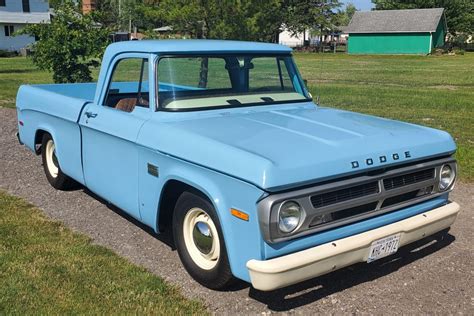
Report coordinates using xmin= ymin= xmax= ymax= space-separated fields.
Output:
xmin=346 ymin=8 xmax=447 ymax=55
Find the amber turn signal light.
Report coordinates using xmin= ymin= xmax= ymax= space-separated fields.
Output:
xmin=231 ymin=208 xmax=249 ymax=221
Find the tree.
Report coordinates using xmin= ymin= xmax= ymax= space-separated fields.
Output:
xmin=345 ymin=3 xmax=357 ymax=21
xmin=116 ymin=0 xmax=346 ymax=43
xmin=154 ymin=0 xmax=285 ymax=41
xmin=93 ymin=0 xmax=142 ymax=32
xmin=130 ymin=0 xmax=163 ymax=32
xmin=94 ymin=0 xmax=121 ymax=30
xmin=18 ymin=1 xmax=110 ymax=83
xmin=371 ymin=0 xmax=474 ymax=36
xmin=332 ymin=3 xmax=357 ymax=31
xmin=284 ymin=0 xmax=343 ymax=43
xmin=47 ymin=0 xmax=65 ymax=9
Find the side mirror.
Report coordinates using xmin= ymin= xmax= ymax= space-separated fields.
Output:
xmin=303 ymin=79 xmax=308 ymax=86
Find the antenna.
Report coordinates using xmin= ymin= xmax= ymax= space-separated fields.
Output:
xmin=316 ymin=41 xmax=324 ymax=106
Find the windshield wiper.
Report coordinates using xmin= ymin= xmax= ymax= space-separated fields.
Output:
xmin=226 ymin=99 xmax=242 ymax=106
xmin=260 ymin=97 xmax=274 ymax=102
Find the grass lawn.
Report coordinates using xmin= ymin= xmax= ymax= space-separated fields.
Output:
xmin=0 ymin=54 xmax=472 ymax=180
xmin=0 ymin=58 xmax=52 ymax=108
xmin=0 ymin=191 xmax=206 ymax=314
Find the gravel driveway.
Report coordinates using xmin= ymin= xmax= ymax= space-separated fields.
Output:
xmin=1 ymin=107 xmax=473 ymax=314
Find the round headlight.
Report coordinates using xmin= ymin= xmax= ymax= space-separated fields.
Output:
xmin=439 ymin=164 xmax=455 ymax=191
xmin=278 ymin=201 xmax=302 ymax=233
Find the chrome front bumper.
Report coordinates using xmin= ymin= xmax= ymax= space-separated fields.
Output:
xmin=247 ymin=202 xmax=460 ymax=291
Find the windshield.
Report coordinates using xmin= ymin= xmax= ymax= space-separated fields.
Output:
xmin=157 ymin=55 xmax=310 ymax=110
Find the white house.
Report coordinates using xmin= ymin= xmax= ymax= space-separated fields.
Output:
xmin=279 ymin=27 xmax=348 ymax=48
xmin=279 ymin=28 xmax=312 ymax=47
xmin=0 ymin=0 xmax=50 ymax=51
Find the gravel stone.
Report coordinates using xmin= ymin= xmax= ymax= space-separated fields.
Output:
xmin=1 ymin=107 xmax=473 ymax=314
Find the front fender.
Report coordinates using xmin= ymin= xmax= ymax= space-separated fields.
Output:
xmin=137 ymin=146 xmax=265 ymax=282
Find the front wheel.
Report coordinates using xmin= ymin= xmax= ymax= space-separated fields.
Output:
xmin=173 ymin=191 xmax=235 ymax=290
xmin=41 ymin=133 xmax=76 ymax=190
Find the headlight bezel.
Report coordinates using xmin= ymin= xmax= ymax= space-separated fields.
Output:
xmin=439 ymin=163 xmax=456 ymax=191
xmin=277 ymin=200 xmax=304 ymax=234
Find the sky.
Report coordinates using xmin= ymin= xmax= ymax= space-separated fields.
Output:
xmin=342 ymin=0 xmax=374 ymax=11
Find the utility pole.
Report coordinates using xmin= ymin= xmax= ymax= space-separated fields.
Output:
xmin=118 ymin=0 xmax=121 ymax=31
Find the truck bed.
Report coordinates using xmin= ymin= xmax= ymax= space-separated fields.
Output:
xmin=16 ymin=83 xmax=97 ymax=122
xmin=37 ymin=83 xmax=97 ymax=101
xmin=16 ymin=82 xmax=98 ymax=185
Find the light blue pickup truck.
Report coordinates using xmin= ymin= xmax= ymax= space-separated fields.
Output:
xmin=16 ymin=40 xmax=460 ymax=291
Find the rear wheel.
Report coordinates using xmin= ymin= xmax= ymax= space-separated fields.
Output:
xmin=173 ymin=191 xmax=235 ymax=290
xmin=41 ymin=133 xmax=76 ymax=190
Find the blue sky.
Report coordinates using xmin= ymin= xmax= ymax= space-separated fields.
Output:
xmin=342 ymin=0 xmax=374 ymax=11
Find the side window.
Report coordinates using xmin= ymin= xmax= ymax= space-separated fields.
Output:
xmin=104 ymin=58 xmax=149 ymax=112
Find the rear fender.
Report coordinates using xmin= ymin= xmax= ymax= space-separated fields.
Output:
xmin=17 ymin=109 xmax=85 ymax=185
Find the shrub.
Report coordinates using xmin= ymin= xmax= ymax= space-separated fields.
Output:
xmin=0 ymin=50 xmax=18 ymax=58
xmin=17 ymin=0 xmax=110 ymax=83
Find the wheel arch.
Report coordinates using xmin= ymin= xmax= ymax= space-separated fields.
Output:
xmin=157 ymin=178 xmax=216 ymax=234
xmin=21 ymin=112 xmax=84 ymax=185
xmin=146 ymin=160 xmax=265 ymax=283
xmin=34 ymin=128 xmax=53 ymax=155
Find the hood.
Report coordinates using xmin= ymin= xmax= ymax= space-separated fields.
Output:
xmin=142 ymin=103 xmax=456 ymax=191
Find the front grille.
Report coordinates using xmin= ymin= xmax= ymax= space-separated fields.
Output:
xmin=381 ymin=186 xmax=433 ymax=208
xmin=309 ymin=202 xmax=378 ymax=228
xmin=263 ymin=158 xmax=455 ymax=243
xmin=381 ymin=190 xmax=419 ymax=208
xmin=383 ymin=168 xmax=435 ymax=190
xmin=304 ymin=167 xmax=440 ymax=236
xmin=310 ymin=181 xmax=379 ymax=208
xmin=332 ymin=202 xmax=378 ymax=220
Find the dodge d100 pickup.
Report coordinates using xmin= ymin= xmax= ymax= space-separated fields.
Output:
xmin=16 ymin=40 xmax=460 ymax=291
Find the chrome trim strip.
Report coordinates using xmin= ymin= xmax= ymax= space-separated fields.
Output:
xmin=258 ymin=157 xmax=456 ymax=243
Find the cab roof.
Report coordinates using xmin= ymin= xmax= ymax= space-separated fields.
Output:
xmin=106 ymin=39 xmax=292 ymax=55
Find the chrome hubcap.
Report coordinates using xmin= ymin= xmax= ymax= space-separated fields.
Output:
xmin=183 ymin=207 xmax=220 ymax=270
xmin=192 ymin=221 xmax=213 ymax=255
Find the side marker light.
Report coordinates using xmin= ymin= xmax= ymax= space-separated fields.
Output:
xmin=231 ymin=208 xmax=249 ymax=221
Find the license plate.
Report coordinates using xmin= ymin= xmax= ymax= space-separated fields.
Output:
xmin=367 ymin=233 xmax=401 ymax=263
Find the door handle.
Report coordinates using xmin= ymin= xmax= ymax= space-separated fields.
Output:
xmin=85 ymin=111 xmax=98 ymax=118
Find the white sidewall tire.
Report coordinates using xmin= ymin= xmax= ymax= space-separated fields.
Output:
xmin=173 ymin=191 xmax=235 ymax=290
xmin=182 ymin=207 xmax=220 ymax=270
xmin=41 ymin=133 xmax=76 ymax=191
xmin=45 ymin=139 xmax=59 ymax=178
